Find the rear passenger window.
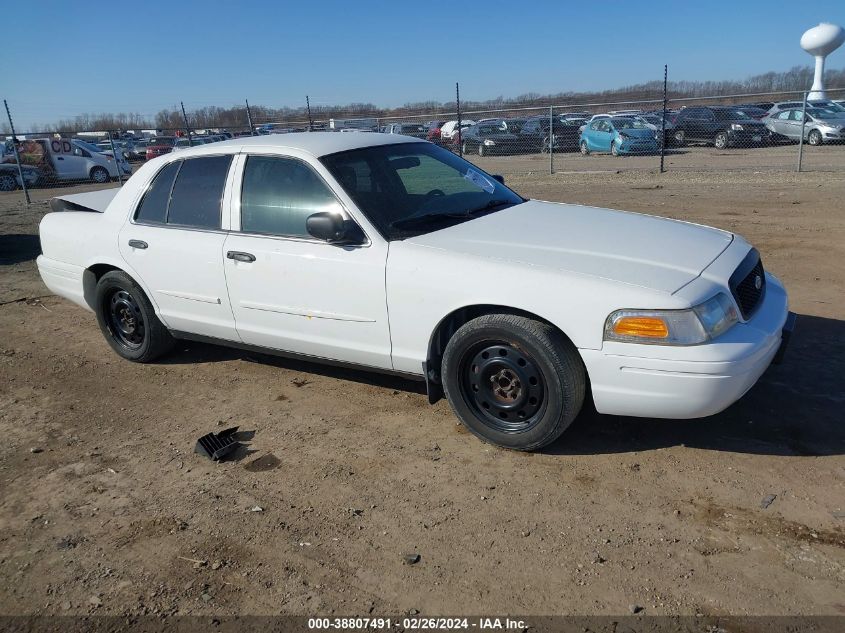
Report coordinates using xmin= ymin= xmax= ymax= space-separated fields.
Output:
xmin=167 ymin=156 xmax=232 ymax=229
xmin=240 ymin=156 xmax=340 ymax=237
xmin=135 ymin=160 xmax=180 ymax=224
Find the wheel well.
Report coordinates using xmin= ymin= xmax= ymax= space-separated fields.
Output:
xmin=426 ymin=304 xmax=567 ymax=382
xmin=82 ymin=263 xmax=121 ymax=310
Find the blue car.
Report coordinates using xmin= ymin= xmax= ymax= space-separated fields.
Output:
xmin=580 ymin=117 xmax=660 ymax=156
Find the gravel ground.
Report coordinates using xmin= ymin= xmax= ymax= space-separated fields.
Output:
xmin=0 ymin=155 xmax=844 ymax=618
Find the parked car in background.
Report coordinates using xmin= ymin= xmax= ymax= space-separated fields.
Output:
xmin=36 ymin=132 xmax=793 ymax=451
xmin=383 ymin=122 xmax=428 ymax=138
xmin=672 ymin=106 xmax=768 ymax=148
xmin=10 ymin=137 xmax=130 ymax=184
xmin=440 ymin=119 xmax=476 ymax=141
xmin=502 ymin=118 xmax=527 ymax=133
xmin=425 ymin=120 xmax=448 ymax=144
xmin=580 ymin=117 xmax=660 ymax=156
xmin=764 ymin=107 xmax=845 ymax=145
xmin=460 ymin=122 xmax=522 ymax=155
xmin=0 ymin=162 xmax=41 ymax=191
xmin=129 ymin=139 xmax=148 ymax=161
xmin=145 ymin=136 xmax=177 ymax=160
xmin=519 ymin=116 xmax=582 ymax=152
xmin=768 ymin=100 xmax=845 ymax=114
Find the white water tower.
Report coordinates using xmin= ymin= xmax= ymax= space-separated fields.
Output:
xmin=800 ymin=23 xmax=845 ymax=99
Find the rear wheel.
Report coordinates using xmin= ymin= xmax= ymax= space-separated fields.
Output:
xmin=580 ymin=140 xmax=590 ymax=155
xmin=808 ymin=130 xmax=823 ymax=146
xmin=441 ymin=314 xmax=585 ymax=451
xmin=0 ymin=173 xmax=17 ymax=191
xmin=714 ymin=131 xmax=729 ymax=149
xmin=90 ymin=166 xmax=109 ymax=183
xmin=95 ymin=271 xmax=174 ymax=362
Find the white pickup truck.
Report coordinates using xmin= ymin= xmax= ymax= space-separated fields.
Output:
xmin=36 ymin=132 xmax=794 ymax=450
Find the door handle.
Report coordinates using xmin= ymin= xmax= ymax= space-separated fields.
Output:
xmin=226 ymin=251 xmax=256 ymax=263
xmin=128 ymin=239 xmax=148 ymax=249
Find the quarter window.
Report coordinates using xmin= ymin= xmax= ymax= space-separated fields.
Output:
xmin=134 ymin=160 xmax=181 ymax=224
xmin=167 ymin=155 xmax=232 ymax=229
xmin=240 ymin=156 xmax=341 ymax=237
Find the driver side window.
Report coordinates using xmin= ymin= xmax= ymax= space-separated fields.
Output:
xmin=240 ymin=156 xmax=341 ymax=238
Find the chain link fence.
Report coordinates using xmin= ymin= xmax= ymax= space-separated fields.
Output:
xmin=2 ymin=85 xmax=844 ymax=201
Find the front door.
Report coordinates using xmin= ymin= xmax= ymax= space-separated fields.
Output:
xmin=118 ymin=154 xmax=239 ymax=341
xmin=222 ymin=153 xmax=392 ymax=369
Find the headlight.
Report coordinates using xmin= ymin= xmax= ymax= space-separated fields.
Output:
xmin=604 ymin=293 xmax=738 ymax=345
xmin=731 ymin=124 xmax=744 ymax=131
xmin=483 ymin=139 xmax=495 ymax=146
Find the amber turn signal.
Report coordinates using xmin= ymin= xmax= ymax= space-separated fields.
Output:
xmin=612 ymin=316 xmax=669 ymax=338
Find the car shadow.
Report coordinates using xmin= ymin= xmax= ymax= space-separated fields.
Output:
xmin=159 ymin=341 xmax=428 ymax=395
xmin=0 ymin=234 xmax=41 ymax=265
xmin=159 ymin=313 xmax=843 ymax=457
xmin=544 ymin=313 xmax=845 ymax=457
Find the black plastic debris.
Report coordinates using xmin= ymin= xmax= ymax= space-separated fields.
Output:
xmin=195 ymin=426 xmax=241 ymax=461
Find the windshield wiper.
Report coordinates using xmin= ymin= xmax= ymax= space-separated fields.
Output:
xmin=389 ymin=199 xmax=520 ymax=231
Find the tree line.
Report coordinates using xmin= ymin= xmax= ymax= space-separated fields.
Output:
xmin=5 ymin=65 xmax=844 ymax=134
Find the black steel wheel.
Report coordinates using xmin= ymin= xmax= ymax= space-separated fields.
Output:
xmin=442 ymin=314 xmax=585 ymax=451
xmin=459 ymin=341 xmax=546 ymax=433
xmin=95 ymin=270 xmax=174 ymax=362
xmin=106 ymin=288 xmax=145 ymax=350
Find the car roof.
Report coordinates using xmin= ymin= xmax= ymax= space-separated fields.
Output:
xmin=169 ymin=131 xmax=427 ymax=158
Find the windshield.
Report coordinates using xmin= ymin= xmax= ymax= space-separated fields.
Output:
xmin=478 ymin=125 xmax=506 ymax=135
xmin=612 ymin=118 xmax=649 ymax=129
xmin=321 ymin=142 xmax=524 ymax=240
xmin=715 ymin=109 xmax=752 ymax=120
xmin=150 ymin=137 xmax=176 ymax=146
xmin=807 ymin=108 xmax=843 ymax=120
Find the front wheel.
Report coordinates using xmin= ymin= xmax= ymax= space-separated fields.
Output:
xmin=673 ymin=129 xmax=685 ymax=146
xmin=611 ymin=141 xmax=620 ymax=156
xmin=580 ymin=140 xmax=590 ymax=155
xmin=95 ymin=271 xmax=174 ymax=362
xmin=0 ymin=173 xmax=17 ymax=191
xmin=90 ymin=166 xmax=109 ymax=183
xmin=441 ymin=314 xmax=585 ymax=451
xmin=807 ymin=130 xmax=823 ymax=146
xmin=714 ymin=131 xmax=729 ymax=149
xmin=477 ymin=143 xmax=485 ymax=156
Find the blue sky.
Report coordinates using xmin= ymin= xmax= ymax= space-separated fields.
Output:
xmin=3 ymin=0 xmax=844 ymax=129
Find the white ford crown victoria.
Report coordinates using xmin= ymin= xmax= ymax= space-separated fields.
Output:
xmin=37 ymin=133 xmax=794 ymax=450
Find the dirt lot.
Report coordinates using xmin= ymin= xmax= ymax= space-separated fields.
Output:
xmin=1 ymin=151 xmax=844 ymax=619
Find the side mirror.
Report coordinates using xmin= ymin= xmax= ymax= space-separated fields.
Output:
xmin=491 ymin=174 xmax=504 ymax=185
xmin=306 ymin=212 xmax=365 ymax=245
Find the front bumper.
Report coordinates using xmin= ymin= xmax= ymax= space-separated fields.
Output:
xmin=582 ymin=274 xmax=792 ymax=419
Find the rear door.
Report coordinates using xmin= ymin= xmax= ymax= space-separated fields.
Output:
xmin=118 ymin=154 xmax=239 ymax=341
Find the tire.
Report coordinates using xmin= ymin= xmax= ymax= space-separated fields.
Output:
xmin=673 ymin=129 xmax=685 ymax=146
xmin=611 ymin=141 xmax=620 ymax=156
xmin=0 ymin=173 xmax=17 ymax=192
xmin=808 ymin=130 xmax=823 ymax=146
xmin=580 ymin=140 xmax=590 ymax=155
xmin=462 ymin=141 xmax=468 ymax=154
xmin=714 ymin=131 xmax=729 ymax=149
xmin=90 ymin=166 xmax=109 ymax=183
xmin=94 ymin=270 xmax=174 ymax=362
xmin=441 ymin=314 xmax=585 ymax=451
xmin=477 ymin=143 xmax=485 ymax=157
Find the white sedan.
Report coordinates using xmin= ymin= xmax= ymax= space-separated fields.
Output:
xmin=37 ymin=133 xmax=794 ymax=451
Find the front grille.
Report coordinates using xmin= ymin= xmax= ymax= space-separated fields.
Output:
xmin=729 ymin=250 xmax=766 ymax=319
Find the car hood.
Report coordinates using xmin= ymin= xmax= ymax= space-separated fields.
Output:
xmin=404 ymin=200 xmax=733 ymax=294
